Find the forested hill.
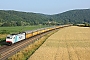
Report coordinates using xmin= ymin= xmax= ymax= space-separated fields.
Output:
xmin=0 ymin=10 xmax=50 ymax=26
xmin=53 ymin=9 xmax=90 ymax=24
xmin=0 ymin=9 xmax=90 ymax=26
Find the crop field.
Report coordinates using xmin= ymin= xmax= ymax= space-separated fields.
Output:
xmin=29 ymin=26 xmax=90 ymax=60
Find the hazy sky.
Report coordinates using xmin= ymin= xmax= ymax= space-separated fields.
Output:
xmin=0 ymin=0 xmax=90 ymax=15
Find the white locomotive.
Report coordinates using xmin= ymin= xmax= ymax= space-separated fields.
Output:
xmin=6 ymin=32 xmax=26 ymax=45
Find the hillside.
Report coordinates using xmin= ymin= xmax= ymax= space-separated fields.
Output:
xmin=0 ymin=9 xmax=90 ymax=26
xmin=53 ymin=9 xmax=90 ymax=24
xmin=0 ymin=10 xmax=50 ymax=26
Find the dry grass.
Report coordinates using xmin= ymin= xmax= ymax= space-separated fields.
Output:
xmin=0 ymin=34 xmax=7 ymax=38
xmin=28 ymin=26 xmax=90 ymax=60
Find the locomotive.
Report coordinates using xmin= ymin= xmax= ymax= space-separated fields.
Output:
xmin=6 ymin=32 xmax=26 ymax=45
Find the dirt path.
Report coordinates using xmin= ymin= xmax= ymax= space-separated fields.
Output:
xmin=28 ymin=26 xmax=90 ymax=60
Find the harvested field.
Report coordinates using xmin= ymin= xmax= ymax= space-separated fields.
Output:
xmin=28 ymin=26 xmax=90 ymax=60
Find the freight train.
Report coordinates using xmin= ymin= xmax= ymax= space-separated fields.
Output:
xmin=6 ymin=25 xmax=71 ymax=45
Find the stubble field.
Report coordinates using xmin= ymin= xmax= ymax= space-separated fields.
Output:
xmin=28 ymin=26 xmax=90 ymax=60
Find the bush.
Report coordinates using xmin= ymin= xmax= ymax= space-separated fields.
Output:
xmin=0 ymin=38 xmax=6 ymax=46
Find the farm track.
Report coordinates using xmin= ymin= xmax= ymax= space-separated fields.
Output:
xmin=0 ymin=30 xmax=53 ymax=60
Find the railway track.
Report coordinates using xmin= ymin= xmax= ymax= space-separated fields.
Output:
xmin=0 ymin=45 xmax=7 ymax=51
xmin=0 ymin=45 xmax=8 ymax=54
xmin=0 ymin=31 xmax=52 ymax=60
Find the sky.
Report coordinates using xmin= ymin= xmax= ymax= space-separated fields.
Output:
xmin=0 ymin=0 xmax=90 ymax=15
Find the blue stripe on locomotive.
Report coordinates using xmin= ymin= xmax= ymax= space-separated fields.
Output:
xmin=14 ymin=35 xmax=19 ymax=43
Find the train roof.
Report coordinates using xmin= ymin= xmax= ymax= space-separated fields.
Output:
xmin=6 ymin=35 xmax=15 ymax=38
xmin=9 ymin=32 xmax=25 ymax=35
xmin=25 ymin=30 xmax=33 ymax=34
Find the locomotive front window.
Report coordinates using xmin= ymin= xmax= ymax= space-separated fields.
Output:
xmin=7 ymin=37 xmax=12 ymax=39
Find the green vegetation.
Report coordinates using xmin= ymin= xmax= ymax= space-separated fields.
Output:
xmin=0 ymin=25 xmax=47 ymax=34
xmin=0 ymin=10 xmax=51 ymax=26
xmin=0 ymin=38 xmax=6 ymax=46
xmin=1 ymin=9 xmax=90 ymax=26
xmin=75 ymin=23 xmax=90 ymax=27
xmin=52 ymin=9 xmax=90 ymax=24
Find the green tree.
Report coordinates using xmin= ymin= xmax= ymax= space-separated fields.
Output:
xmin=1 ymin=22 xmax=11 ymax=27
xmin=16 ymin=21 xmax=22 ymax=26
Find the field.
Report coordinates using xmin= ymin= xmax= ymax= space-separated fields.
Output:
xmin=28 ymin=26 xmax=90 ymax=60
xmin=0 ymin=25 xmax=47 ymax=34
